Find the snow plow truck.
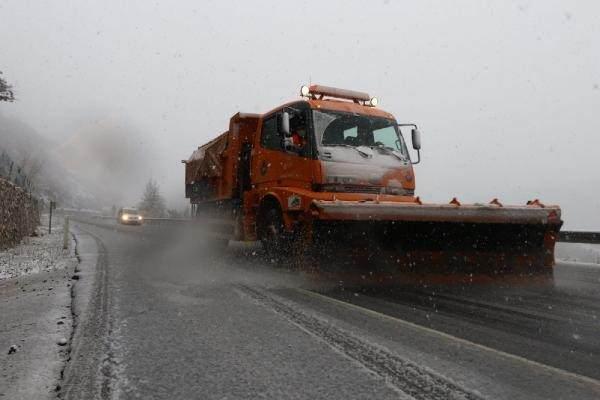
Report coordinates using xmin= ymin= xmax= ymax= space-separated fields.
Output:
xmin=184 ymin=85 xmax=562 ymax=281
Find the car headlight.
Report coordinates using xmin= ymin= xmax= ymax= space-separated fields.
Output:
xmin=121 ymin=214 xmax=128 ymax=220
xmin=138 ymin=216 xmax=142 ymax=220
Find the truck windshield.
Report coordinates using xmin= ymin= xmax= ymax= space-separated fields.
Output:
xmin=313 ymin=110 xmax=409 ymax=157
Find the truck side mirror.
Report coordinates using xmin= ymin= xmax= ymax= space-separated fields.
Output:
xmin=278 ymin=112 xmax=291 ymax=137
xmin=411 ymin=128 xmax=421 ymax=150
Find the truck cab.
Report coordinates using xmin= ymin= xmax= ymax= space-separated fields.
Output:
xmin=252 ymin=92 xmax=419 ymax=199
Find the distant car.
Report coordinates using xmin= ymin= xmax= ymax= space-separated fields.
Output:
xmin=117 ymin=208 xmax=143 ymax=225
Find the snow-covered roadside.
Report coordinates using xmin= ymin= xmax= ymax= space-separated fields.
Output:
xmin=556 ymin=242 xmax=600 ymax=265
xmin=0 ymin=215 xmax=79 ymax=399
xmin=0 ymin=215 xmax=74 ymax=280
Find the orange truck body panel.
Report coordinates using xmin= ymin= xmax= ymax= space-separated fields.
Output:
xmin=185 ymin=86 xmax=562 ymax=276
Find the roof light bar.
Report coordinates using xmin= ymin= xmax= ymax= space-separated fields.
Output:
xmin=300 ymin=84 xmax=371 ymax=102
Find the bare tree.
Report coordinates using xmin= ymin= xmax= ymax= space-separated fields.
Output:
xmin=138 ymin=179 xmax=166 ymax=217
xmin=166 ymin=208 xmax=181 ymax=218
xmin=0 ymin=71 xmax=15 ymax=102
xmin=18 ymin=149 xmax=44 ymax=186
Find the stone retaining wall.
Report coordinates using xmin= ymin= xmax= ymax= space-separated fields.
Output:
xmin=0 ymin=178 xmax=40 ymax=249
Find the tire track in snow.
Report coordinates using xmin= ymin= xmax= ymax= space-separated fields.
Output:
xmin=236 ymin=284 xmax=484 ymax=400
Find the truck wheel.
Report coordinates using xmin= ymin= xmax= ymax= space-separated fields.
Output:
xmin=259 ymin=207 xmax=289 ymax=262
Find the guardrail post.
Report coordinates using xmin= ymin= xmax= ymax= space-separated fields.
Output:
xmin=48 ymin=201 xmax=54 ymax=233
xmin=63 ymin=216 xmax=70 ymax=250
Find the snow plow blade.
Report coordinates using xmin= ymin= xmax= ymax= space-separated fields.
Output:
xmin=310 ymin=198 xmax=562 ymax=284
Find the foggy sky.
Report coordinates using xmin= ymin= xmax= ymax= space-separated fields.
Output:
xmin=1 ymin=0 xmax=599 ymax=229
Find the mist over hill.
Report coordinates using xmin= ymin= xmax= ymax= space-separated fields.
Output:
xmin=0 ymin=111 xmax=158 ymax=210
xmin=55 ymin=116 xmax=158 ymax=209
xmin=0 ymin=111 xmax=92 ymax=206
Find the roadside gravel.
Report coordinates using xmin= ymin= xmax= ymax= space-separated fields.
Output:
xmin=0 ymin=216 xmax=79 ymax=399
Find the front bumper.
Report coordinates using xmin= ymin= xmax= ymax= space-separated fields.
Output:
xmin=119 ymin=219 xmax=143 ymax=225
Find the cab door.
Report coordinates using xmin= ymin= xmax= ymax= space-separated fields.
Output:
xmin=252 ymin=105 xmax=315 ymax=191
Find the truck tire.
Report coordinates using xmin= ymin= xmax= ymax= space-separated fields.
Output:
xmin=259 ymin=206 xmax=289 ymax=262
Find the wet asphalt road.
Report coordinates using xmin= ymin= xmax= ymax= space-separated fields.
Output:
xmin=60 ymin=219 xmax=600 ymax=399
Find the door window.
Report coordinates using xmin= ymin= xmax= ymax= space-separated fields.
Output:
xmin=260 ymin=111 xmax=310 ymax=157
xmin=288 ymin=110 xmax=310 ymax=157
xmin=260 ymin=116 xmax=280 ymax=150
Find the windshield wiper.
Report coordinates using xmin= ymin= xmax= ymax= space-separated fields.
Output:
xmin=371 ymin=145 xmax=408 ymax=161
xmin=323 ymin=143 xmax=353 ymax=147
xmin=322 ymin=143 xmax=373 ymax=158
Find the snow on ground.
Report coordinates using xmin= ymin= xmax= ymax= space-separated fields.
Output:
xmin=556 ymin=242 xmax=600 ymax=265
xmin=0 ymin=214 xmax=74 ymax=280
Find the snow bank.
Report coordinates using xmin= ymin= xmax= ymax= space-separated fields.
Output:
xmin=0 ymin=216 xmax=72 ymax=280
xmin=556 ymin=242 xmax=600 ymax=265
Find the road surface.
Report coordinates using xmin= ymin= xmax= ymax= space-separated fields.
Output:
xmin=59 ymin=218 xmax=600 ymax=399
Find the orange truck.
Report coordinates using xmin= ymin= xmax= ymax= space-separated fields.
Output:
xmin=184 ymin=85 xmax=562 ymax=279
